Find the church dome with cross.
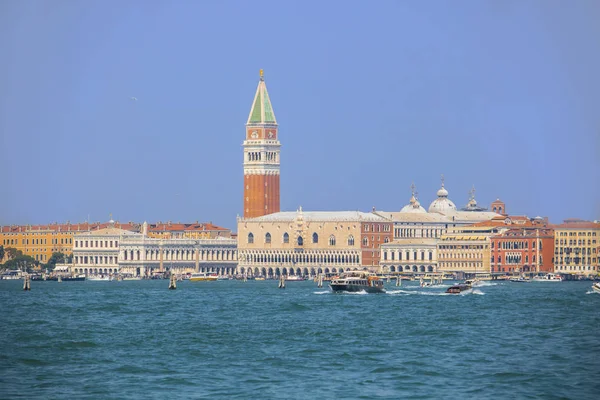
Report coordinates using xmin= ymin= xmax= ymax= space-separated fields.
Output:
xmin=400 ymin=183 xmax=427 ymax=213
xmin=428 ymin=176 xmax=457 ymax=214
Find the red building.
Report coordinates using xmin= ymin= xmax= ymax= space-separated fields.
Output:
xmin=360 ymin=220 xmax=393 ymax=269
xmin=243 ymin=70 xmax=281 ymax=218
xmin=483 ymin=216 xmax=554 ymax=274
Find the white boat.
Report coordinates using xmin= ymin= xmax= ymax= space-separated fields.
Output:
xmin=592 ymin=282 xmax=600 ymax=294
xmin=190 ymin=272 xmax=218 ymax=282
xmin=285 ymin=275 xmax=306 ymax=281
xmin=123 ymin=276 xmax=142 ymax=281
xmin=531 ymin=273 xmax=563 ymax=282
xmin=510 ymin=276 xmax=530 ymax=283
xmin=330 ymin=271 xmax=385 ymax=293
xmin=88 ymin=275 xmax=111 ymax=281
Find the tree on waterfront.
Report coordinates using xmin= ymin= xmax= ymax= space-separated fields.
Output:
xmin=0 ymin=245 xmax=4 ymax=263
xmin=45 ymin=252 xmax=67 ymax=271
xmin=2 ymin=254 xmax=38 ymax=272
xmin=4 ymin=247 xmax=21 ymax=260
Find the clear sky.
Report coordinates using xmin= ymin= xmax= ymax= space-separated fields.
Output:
xmin=1 ymin=0 xmax=599 ymax=230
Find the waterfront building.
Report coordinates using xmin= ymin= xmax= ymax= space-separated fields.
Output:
xmin=553 ymin=219 xmax=599 ymax=276
xmin=0 ymin=221 xmax=138 ymax=265
xmin=486 ymin=216 xmax=554 ymax=274
xmin=117 ymin=236 xmax=237 ymax=277
xmin=236 ymin=208 xmax=392 ymax=277
xmin=72 ymin=223 xmax=140 ymax=275
xmin=437 ymin=226 xmax=496 ymax=276
xmin=243 ymin=70 xmax=280 ymax=218
xmin=71 ymin=221 xmax=237 ymax=277
xmin=380 ymin=238 xmax=437 ymax=274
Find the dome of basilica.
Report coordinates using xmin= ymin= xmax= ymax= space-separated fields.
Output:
xmin=400 ymin=195 xmax=427 ymax=213
xmin=400 ymin=184 xmax=427 ymax=213
xmin=428 ymin=180 xmax=457 ymax=214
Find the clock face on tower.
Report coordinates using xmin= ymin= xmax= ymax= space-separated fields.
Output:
xmin=251 ymin=130 xmax=258 ymax=139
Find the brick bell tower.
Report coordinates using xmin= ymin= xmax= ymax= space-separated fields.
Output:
xmin=243 ymin=70 xmax=280 ymax=218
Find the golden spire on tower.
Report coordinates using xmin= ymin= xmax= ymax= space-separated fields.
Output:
xmin=259 ymin=69 xmax=264 ymax=81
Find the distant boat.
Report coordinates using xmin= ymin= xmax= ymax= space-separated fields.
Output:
xmin=446 ymin=283 xmax=472 ymax=294
xmin=88 ymin=275 xmax=110 ymax=281
xmin=510 ymin=276 xmax=530 ymax=283
xmin=190 ymin=272 xmax=218 ymax=282
xmin=123 ymin=276 xmax=142 ymax=281
xmin=285 ymin=275 xmax=306 ymax=281
xmin=531 ymin=273 xmax=563 ymax=282
xmin=592 ymin=282 xmax=600 ymax=294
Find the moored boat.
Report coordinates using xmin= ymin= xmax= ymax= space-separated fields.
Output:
xmin=189 ymin=272 xmax=218 ymax=282
xmin=531 ymin=273 xmax=563 ymax=282
xmin=329 ymin=271 xmax=385 ymax=293
xmin=88 ymin=275 xmax=111 ymax=281
xmin=510 ymin=276 xmax=530 ymax=283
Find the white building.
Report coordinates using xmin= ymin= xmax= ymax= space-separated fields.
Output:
xmin=72 ymin=221 xmax=237 ymax=277
xmin=72 ymin=225 xmax=140 ymax=275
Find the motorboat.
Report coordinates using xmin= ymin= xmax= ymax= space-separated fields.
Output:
xmin=531 ymin=273 xmax=563 ymax=282
xmin=87 ymin=275 xmax=111 ymax=281
xmin=285 ymin=275 xmax=306 ymax=281
xmin=464 ymin=278 xmax=483 ymax=287
xmin=329 ymin=271 xmax=385 ymax=293
xmin=189 ymin=272 xmax=218 ymax=282
xmin=446 ymin=283 xmax=472 ymax=294
xmin=592 ymin=282 xmax=600 ymax=294
xmin=62 ymin=274 xmax=86 ymax=281
xmin=510 ymin=276 xmax=530 ymax=283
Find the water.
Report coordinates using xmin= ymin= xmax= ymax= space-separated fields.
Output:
xmin=0 ymin=279 xmax=599 ymax=399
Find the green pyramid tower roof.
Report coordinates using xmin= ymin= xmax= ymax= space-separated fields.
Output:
xmin=247 ymin=70 xmax=277 ymax=125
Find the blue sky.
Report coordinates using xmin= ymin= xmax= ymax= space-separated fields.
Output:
xmin=1 ymin=0 xmax=599 ymax=230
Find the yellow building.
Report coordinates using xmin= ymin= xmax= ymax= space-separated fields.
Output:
xmin=0 ymin=222 xmax=138 ymax=265
xmin=437 ymin=226 xmax=496 ymax=276
xmin=553 ymin=219 xmax=599 ymax=276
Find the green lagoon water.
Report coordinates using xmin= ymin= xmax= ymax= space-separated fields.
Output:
xmin=0 ymin=279 xmax=599 ymax=399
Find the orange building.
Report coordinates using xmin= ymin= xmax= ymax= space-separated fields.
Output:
xmin=243 ymin=70 xmax=280 ymax=218
xmin=0 ymin=221 xmax=138 ymax=265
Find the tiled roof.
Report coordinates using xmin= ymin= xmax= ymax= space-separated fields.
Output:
xmin=148 ymin=222 xmax=229 ymax=232
xmin=0 ymin=222 xmax=138 ymax=233
xmin=555 ymin=220 xmax=600 ymax=229
xmin=375 ymin=211 xmax=450 ymax=223
xmin=248 ymin=211 xmax=388 ymax=222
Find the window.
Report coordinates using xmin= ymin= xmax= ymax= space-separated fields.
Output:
xmin=329 ymin=235 xmax=336 ymax=246
xmin=362 ymin=237 xmax=368 ymax=246
xmin=348 ymin=235 xmax=355 ymax=246
xmin=265 ymin=233 xmax=271 ymax=244
xmin=248 ymin=233 xmax=254 ymax=244
xmin=297 ymin=236 xmax=303 ymax=246
xmin=283 ymin=233 xmax=289 ymax=244
xmin=312 ymin=233 xmax=319 ymax=244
